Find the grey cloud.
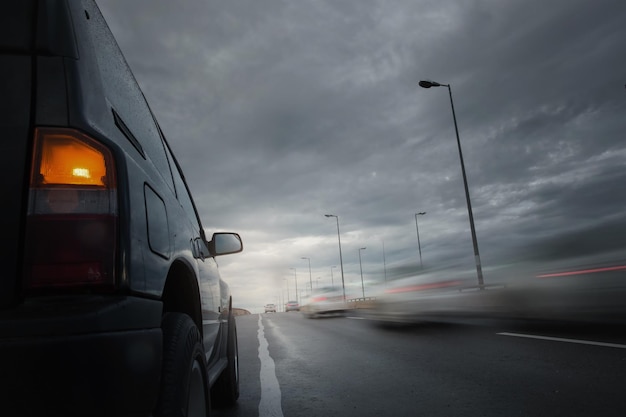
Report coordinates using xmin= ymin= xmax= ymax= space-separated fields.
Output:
xmin=97 ymin=0 xmax=626 ymax=312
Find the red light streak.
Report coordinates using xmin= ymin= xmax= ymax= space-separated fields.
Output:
xmin=536 ymin=265 xmax=626 ymax=278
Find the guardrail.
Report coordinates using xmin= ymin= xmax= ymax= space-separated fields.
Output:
xmin=347 ymin=297 xmax=377 ymax=309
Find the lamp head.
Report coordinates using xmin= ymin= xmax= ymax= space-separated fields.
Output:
xmin=419 ymin=80 xmax=442 ymax=88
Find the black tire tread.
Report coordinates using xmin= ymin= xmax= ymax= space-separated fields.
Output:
xmin=155 ymin=312 xmax=208 ymax=417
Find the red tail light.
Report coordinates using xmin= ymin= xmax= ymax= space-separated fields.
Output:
xmin=24 ymin=128 xmax=117 ymax=292
xmin=312 ymin=296 xmax=327 ymax=303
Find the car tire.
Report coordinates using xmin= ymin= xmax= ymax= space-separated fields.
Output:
xmin=155 ymin=313 xmax=209 ymax=417
xmin=211 ymin=316 xmax=239 ymax=407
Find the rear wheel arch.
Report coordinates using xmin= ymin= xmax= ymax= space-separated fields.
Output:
xmin=161 ymin=260 xmax=203 ymax=336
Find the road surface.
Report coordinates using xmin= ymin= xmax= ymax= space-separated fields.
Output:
xmin=214 ymin=312 xmax=626 ymax=417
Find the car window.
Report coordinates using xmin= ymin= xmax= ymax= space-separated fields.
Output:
xmin=161 ymin=132 xmax=201 ymax=228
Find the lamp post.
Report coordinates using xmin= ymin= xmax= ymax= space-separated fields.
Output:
xmin=358 ymin=247 xmax=367 ymax=298
xmin=289 ymin=267 xmax=298 ymax=303
xmin=330 ymin=266 xmax=336 ymax=289
xmin=325 ymin=214 xmax=346 ymax=299
xmin=284 ymin=278 xmax=289 ymax=306
xmin=301 ymin=257 xmax=312 ymax=296
xmin=419 ymin=80 xmax=484 ymax=287
xmin=414 ymin=212 xmax=426 ymax=268
xmin=382 ymin=240 xmax=387 ymax=284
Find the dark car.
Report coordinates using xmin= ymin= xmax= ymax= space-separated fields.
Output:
xmin=0 ymin=1 xmax=242 ymax=416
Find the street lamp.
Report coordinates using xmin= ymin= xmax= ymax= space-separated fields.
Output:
xmin=289 ymin=267 xmax=298 ymax=303
xmin=325 ymin=214 xmax=346 ymax=299
xmin=330 ymin=266 xmax=337 ymax=289
xmin=419 ymin=80 xmax=485 ymax=287
xmin=415 ymin=212 xmax=426 ymax=268
xmin=301 ymin=257 xmax=312 ymax=296
xmin=381 ymin=240 xmax=387 ymax=284
xmin=284 ymin=277 xmax=289 ymax=305
xmin=358 ymin=247 xmax=367 ymax=298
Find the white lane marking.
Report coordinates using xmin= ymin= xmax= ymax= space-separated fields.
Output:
xmin=346 ymin=316 xmax=366 ymax=320
xmin=257 ymin=315 xmax=284 ymax=417
xmin=497 ymin=332 xmax=626 ymax=349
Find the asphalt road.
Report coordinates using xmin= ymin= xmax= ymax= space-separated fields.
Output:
xmin=214 ymin=312 xmax=626 ymax=417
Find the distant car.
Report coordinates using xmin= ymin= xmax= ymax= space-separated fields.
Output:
xmin=285 ymin=300 xmax=300 ymax=312
xmin=264 ymin=303 xmax=277 ymax=313
xmin=301 ymin=287 xmax=348 ymax=318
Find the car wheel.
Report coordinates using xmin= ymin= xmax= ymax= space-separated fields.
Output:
xmin=155 ymin=313 xmax=209 ymax=417
xmin=211 ymin=316 xmax=239 ymax=407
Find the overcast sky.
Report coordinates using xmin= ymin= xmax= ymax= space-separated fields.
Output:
xmin=97 ymin=0 xmax=626 ymax=313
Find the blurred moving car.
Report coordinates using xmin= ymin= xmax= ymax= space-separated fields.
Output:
xmin=366 ymin=275 xmax=477 ymax=325
xmin=285 ymin=300 xmax=300 ymax=312
xmin=300 ymin=287 xmax=348 ymax=318
xmin=0 ymin=1 xmax=243 ymax=415
xmin=367 ymin=259 xmax=626 ymax=326
xmin=265 ymin=303 xmax=277 ymax=313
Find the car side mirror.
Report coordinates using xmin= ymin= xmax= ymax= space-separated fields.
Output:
xmin=209 ymin=232 xmax=243 ymax=256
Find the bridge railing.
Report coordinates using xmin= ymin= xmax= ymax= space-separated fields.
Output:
xmin=347 ymin=297 xmax=376 ymax=309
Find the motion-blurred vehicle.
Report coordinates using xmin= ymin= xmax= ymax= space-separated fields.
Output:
xmin=265 ymin=303 xmax=277 ymax=313
xmin=367 ymin=259 xmax=626 ymax=326
xmin=301 ymin=287 xmax=349 ymax=318
xmin=286 ymin=300 xmax=300 ymax=312
xmin=0 ymin=1 xmax=243 ymax=415
xmin=367 ymin=274 xmax=484 ymax=325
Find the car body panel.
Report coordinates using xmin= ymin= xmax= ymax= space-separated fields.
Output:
xmin=0 ymin=54 xmax=30 ymax=308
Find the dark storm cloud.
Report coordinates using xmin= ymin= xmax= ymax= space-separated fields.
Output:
xmin=97 ymin=0 xmax=626 ymax=311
